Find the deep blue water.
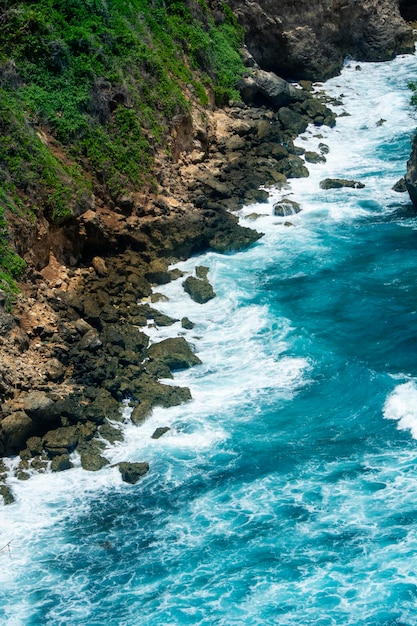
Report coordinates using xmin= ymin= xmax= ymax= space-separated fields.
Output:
xmin=3 ymin=54 xmax=417 ymax=625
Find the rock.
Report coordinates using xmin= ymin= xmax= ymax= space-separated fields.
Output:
xmin=392 ymin=177 xmax=407 ymax=192
xmin=151 ymin=426 xmax=171 ymax=439
xmin=51 ymin=454 xmax=73 ymax=472
xmin=239 ymin=69 xmax=300 ymax=108
xmin=78 ymin=329 xmax=103 ymax=352
xmin=1 ymin=412 xmax=35 ymax=452
xmin=80 ymin=453 xmax=109 ymax=471
xmin=304 ymin=151 xmax=326 ymax=164
xmin=320 ymin=178 xmax=365 ymax=189
xmin=227 ymin=0 xmax=415 ymax=81
xmin=183 ymin=276 xmax=216 ymax=304
xmin=181 ymin=317 xmax=195 ymax=330
xmin=405 ymin=135 xmax=417 ymax=206
xmin=117 ymin=461 xmax=149 ymax=484
xmin=148 ymin=337 xmax=202 ymax=370
xmin=273 ymin=199 xmax=301 ymax=217
xmin=92 ymin=256 xmax=108 ymax=276
xmin=43 ymin=426 xmax=78 ymax=455
xmin=130 ymin=379 xmax=192 ymax=424
xmin=195 ymin=266 xmax=209 ymax=279
xmin=278 ymin=107 xmax=309 ymax=136
xmin=0 ymin=484 xmax=15 ymax=505
xmin=23 ymin=391 xmax=55 ymax=421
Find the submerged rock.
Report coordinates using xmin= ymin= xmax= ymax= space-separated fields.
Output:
xmin=320 ymin=178 xmax=365 ymax=190
xmin=151 ymin=427 xmax=171 ymax=439
xmin=273 ymin=199 xmax=301 ymax=217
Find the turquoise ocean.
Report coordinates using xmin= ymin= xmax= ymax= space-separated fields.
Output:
xmin=3 ymin=52 xmax=417 ymax=625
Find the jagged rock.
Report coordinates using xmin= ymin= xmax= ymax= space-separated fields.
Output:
xmin=148 ymin=337 xmax=202 ymax=370
xmin=80 ymin=453 xmax=109 ymax=471
xmin=183 ymin=276 xmax=216 ymax=304
xmin=392 ymin=177 xmax=407 ymax=192
xmin=51 ymin=454 xmax=73 ymax=472
xmin=278 ymin=155 xmax=309 ymax=179
xmin=44 ymin=358 xmax=65 ymax=382
xmin=26 ymin=436 xmax=43 ymax=456
xmin=151 ymin=426 xmax=171 ymax=439
xmin=117 ymin=461 xmax=149 ymax=484
xmin=273 ymin=199 xmax=301 ymax=216
xmin=320 ymin=178 xmax=365 ymax=189
xmin=195 ymin=265 xmax=209 ymax=279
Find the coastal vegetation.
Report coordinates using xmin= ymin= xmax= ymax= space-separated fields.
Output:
xmin=0 ymin=0 xmax=246 ymax=292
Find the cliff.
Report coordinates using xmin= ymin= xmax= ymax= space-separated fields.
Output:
xmin=222 ymin=0 xmax=415 ymax=80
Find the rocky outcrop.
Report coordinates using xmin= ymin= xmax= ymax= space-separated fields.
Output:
xmin=405 ymin=135 xmax=417 ymax=207
xmin=223 ymin=0 xmax=415 ymax=81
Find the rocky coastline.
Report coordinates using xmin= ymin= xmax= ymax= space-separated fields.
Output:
xmin=0 ymin=1 xmax=416 ymax=502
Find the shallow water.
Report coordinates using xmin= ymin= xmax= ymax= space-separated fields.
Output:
xmin=2 ymin=53 xmax=417 ymax=625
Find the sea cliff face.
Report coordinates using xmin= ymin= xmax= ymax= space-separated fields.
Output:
xmin=0 ymin=0 xmax=415 ymax=494
xmin=222 ymin=0 xmax=415 ymax=80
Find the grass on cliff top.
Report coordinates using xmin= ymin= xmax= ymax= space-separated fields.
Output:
xmin=0 ymin=0 xmax=246 ymax=291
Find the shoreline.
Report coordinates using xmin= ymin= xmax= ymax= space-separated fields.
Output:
xmin=2 ymin=44 xmax=416 ymax=500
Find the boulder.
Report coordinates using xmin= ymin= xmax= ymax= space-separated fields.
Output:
xmin=183 ymin=276 xmax=216 ymax=304
xmin=305 ymin=151 xmax=326 ymax=164
xmin=1 ymin=412 xmax=35 ymax=452
xmin=278 ymin=107 xmax=309 ymax=136
xmin=148 ymin=337 xmax=201 ymax=370
xmin=239 ymin=69 xmax=300 ymax=108
xmin=392 ymin=177 xmax=407 ymax=192
xmin=43 ymin=426 xmax=78 ymax=455
xmin=51 ymin=454 xmax=73 ymax=472
xmin=23 ymin=391 xmax=56 ymax=421
xmin=117 ymin=461 xmax=149 ymax=484
xmin=320 ymin=178 xmax=365 ymax=189
xmin=130 ymin=379 xmax=192 ymax=424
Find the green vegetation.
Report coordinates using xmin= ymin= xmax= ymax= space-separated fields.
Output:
xmin=0 ymin=0 xmax=246 ymax=291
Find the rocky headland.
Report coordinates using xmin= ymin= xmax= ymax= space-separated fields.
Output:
xmin=0 ymin=0 xmax=415 ymax=500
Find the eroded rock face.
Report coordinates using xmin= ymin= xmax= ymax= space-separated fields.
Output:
xmin=223 ymin=0 xmax=415 ymax=80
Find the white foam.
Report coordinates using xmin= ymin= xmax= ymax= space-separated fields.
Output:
xmin=383 ymin=381 xmax=417 ymax=438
